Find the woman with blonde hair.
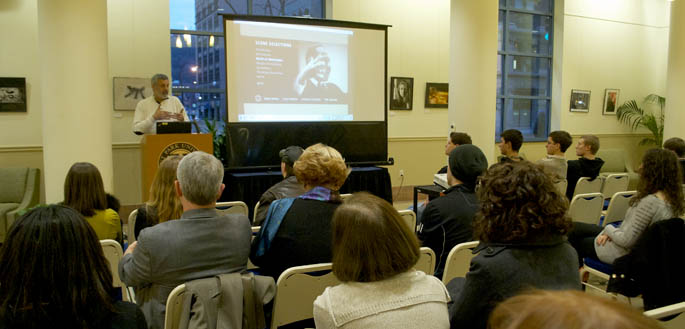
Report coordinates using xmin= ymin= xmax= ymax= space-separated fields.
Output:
xmin=314 ymin=192 xmax=450 ymax=329
xmin=63 ymin=162 xmax=122 ymax=243
xmin=251 ymin=143 xmax=350 ymax=280
xmin=134 ymin=155 xmax=183 ymax=239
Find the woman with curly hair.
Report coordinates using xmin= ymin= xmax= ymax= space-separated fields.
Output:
xmin=0 ymin=205 xmax=146 ymax=329
xmin=133 ymin=155 xmax=183 ymax=239
xmin=569 ymin=148 xmax=684 ymax=265
xmin=250 ymin=143 xmax=351 ymax=281
xmin=447 ymin=161 xmax=581 ymax=329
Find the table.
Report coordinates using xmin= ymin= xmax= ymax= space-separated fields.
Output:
xmin=413 ymin=184 xmax=445 ymax=215
xmin=221 ymin=166 xmax=393 ymax=220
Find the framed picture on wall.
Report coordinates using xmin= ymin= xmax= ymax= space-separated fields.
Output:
xmin=425 ymin=82 xmax=448 ymax=108
xmin=113 ymin=77 xmax=153 ymax=111
xmin=389 ymin=77 xmax=413 ymax=110
xmin=570 ymin=89 xmax=590 ymax=113
xmin=603 ymin=89 xmax=620 ymax=115
xmin=0 ymin=77 xmax=27 ymax=113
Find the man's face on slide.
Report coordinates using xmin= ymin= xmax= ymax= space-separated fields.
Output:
xmin=311 ymin=47 xmax=331 ymax=82
xmin=153 ymin=79 xmax=170 ymax=99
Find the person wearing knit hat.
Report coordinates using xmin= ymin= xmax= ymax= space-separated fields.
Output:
xmin=254 ymin=146 xmax=306 ymax=225
xmin=418 ymin=144 xmax=488 ymax=278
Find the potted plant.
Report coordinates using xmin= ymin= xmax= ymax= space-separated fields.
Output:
xmin=616 ymin=94 xmax=665 ymax=146
xmin=192 ymin=118 xmax=227 ymax=163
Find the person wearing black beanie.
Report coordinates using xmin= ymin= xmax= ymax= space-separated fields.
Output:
xmin=418 ymin=144 xmax=488 ymax=278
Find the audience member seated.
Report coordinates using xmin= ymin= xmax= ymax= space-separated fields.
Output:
xmin=134 ymin=155 xmax=183 ymax=239
xmin=498 ymin=129 xmax=524 ymax=163
xmin=565 ymin=134 xmax=604 ymax=199
xmin=0 ymin=205 xmax=146 ymax=328
xmin=447 ymin=161 xmax=581 ymax=329
xmin=119 ymin=151 xmax=251 ymax=329
xmin=537 ymin=130 xmax=572 ymax=180
xmin=488 ymin=290 xmax=662 ymax=329
xmin=437 ymin=132 xmax=472 ymax=174
xmin=254 ymin=146 xmax=306 ymax=226
xmin=250 ymin=143 xmax=350 ymax=281
xmin=418 ymin=144 xmax=487 ymax=278
xmin=663 ymin=137 xmax=685 ymax=183
xmin=63 ymin=162 xmax=122 ymax=244
xmin=314 ymin=192 xmax=450 ymax=329
xmin=568 ymin=148 xmax=683 ymax=266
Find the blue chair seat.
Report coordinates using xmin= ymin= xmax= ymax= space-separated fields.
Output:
xmin=584 ymin=257 xmax=613 ymax=274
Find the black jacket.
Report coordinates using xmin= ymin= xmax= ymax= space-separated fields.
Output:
xmin=254 ymin=175 xmax=306 ymax=226
xmin=565 ymin=157 xmax=604 ymax=199
xmin=418 ymin=184 xmax=478 ymax=278
xmin=447 ymin=236 xmax=581 ymax=329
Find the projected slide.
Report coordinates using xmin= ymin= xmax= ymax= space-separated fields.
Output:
xmin=225 ymin=19 xmax=385 ymax=123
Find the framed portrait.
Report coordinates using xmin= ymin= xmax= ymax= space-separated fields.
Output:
xmin=113 ymin=77 xmax=153 ymax=111
xmin=425 ymin=82 xmax=448 ymax=108
xmin=389 ymin=77 xmax=413 ymax=110
xmin=603 ymin=89 xmax=620 ymax=115
xmin=570 ymin=89 xmax=591 ymax=113
xmin=0 ymin=77 xmax=27 ymax=113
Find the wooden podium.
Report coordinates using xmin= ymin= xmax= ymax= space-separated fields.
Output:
xmin=140 ymin=133 xmax=213 ymax=202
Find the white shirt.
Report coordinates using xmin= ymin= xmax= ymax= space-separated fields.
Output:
xmin=132 ymin=95 xmax=189 ymax=135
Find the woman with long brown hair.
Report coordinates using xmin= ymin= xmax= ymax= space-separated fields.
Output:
xmin=134 ymin=155 xmax=183 ymax=239
xmin=569 ymin=148 xmax=684 ymax=265
xmin=63 ymin=162 xmax=122 ymax=243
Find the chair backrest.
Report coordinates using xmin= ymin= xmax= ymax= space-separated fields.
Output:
xmin=416 ymin=247 xmax=436 ymax=276
xmin=127 ymin=208 xmax=138 ymax=243
xmin=253 ymin=200 xmax=260 ymax=223
xmin=397 ymin=209 xmax=416 ymax=232
xmin=442 ymin=241 xmax=479 ymax=284
xmin=573 ymin=177 xmax=603 ymax=197
xmin=601 ymin=174 xmax=630 ymax=200
xmin=340 ymin=193 xmax=352 ymax=200
xmin=271 ymin=263 xmax=339 ymax=329
xmin=164 ymin=284 xmax=188 ymax=329
xmin=215 ymin=201 xmax=249 ymax=217
xmin=100 ymin=239 xmax=131 ymax=302
xmin=569 ymin=193 xmax=604 ymax=225
xmin=644 ymin=301 xmax=685 ymax=329
xmin=251 ymin=226 xmax=261 ymax=234
xmin=0 ymin=167 xmax=29 ymax=203
xmin=554 ymin=179 xmax=568 ymax=196
xmin=603 ymin=191 xmax=636 ymax=227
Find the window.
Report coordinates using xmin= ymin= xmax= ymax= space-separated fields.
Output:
xmin=169 ymin=0 xmax=325 ymax=126
xmin=497 ymin=0 xmax=553 ymax=142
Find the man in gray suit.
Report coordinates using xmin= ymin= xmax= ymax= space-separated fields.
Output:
xmin=119 ymin=151 xmax=251 ymax=329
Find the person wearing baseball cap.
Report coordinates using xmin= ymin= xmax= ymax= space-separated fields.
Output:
xmin=254 ymin=146 xmax=306 ymax=225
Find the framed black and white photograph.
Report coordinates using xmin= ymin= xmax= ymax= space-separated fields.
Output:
xmin=113 ymin=77 xmax=153 ymax=111
xmin=389 ymin=77 xmax=413 ymax=110
xmin=425 ymin=82 xmax=448 ymax=108
xmin=570 ymin=89 xmax=591 ymax=113
xmin=0 ymin=77 xmax=27 ymax=113
xmin=603 ymin=88 xmax=619 ymax=115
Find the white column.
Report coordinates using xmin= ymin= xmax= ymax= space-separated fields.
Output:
xmin=38 ymin=0 xmax=113 ymax=202
xmin=664 ymin=1 xmax=685 ymax=140
xmin=449 ymin=0 xmax=498 ymax=164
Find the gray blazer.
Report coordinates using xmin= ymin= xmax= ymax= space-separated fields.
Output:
xmin=119 ymin=208 xmax=251 ymax=329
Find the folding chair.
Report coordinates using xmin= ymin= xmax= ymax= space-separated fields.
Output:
xmin=216 ymin=201 xmax=249 ymax=217
xmin=601 ymin=173 xmax=629 ymax=200
xmin=602 ymin=191 xmax=635 ymax=227
xmin=397 ymin=209 xmax=416 ymax=232
xmin=340 ymin=193 xmax=352 ymax=200
xmin=569 ymin=193 xmax=604 ymax=225
xmin=416 ymin=247 xmax=436 ymax=276
xmin=253 ymin=200 xmax=260 ymax=224
xmin=554 ymin=179 xmax=568 ymax=196
xmin=573 ymin=177 xmax=602 ymax=197
xmin=271 ymin=263 xmax=339 ymax=329
xmin=127 ymin=208 xmax=138 ymax=243
xmin=164 ymin=284 xmax=188 ymax=329
xmin=644 ymin=301 xmax=685 ymax=328
xmin=441 ymin=241 xmax=479 ymax=284
xmin=100 ymin=239 xmax=134 ymax=302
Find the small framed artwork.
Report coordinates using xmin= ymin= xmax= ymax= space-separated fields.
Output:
xmin=0 ymin=77 xmax=27 ymax=113
xmin=389 ymin=77 xmax=413 ymax=110
xmin=113 ymin=77 xmax=153 ymax=111
xmin=425 ymin=82 xmax=448 ymax=108
xmin=570 ymin=89 xmax=591 ymax=113
xmin=603 ymin=88 xmax=620 ymax=115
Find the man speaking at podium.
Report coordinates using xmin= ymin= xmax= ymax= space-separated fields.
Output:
xmin=132 ymin=73 xmax=189 ymax=135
